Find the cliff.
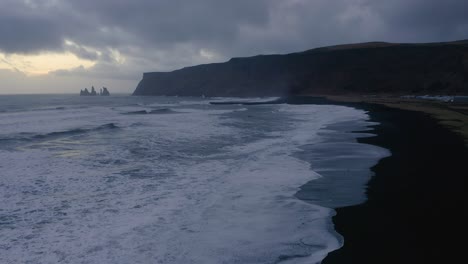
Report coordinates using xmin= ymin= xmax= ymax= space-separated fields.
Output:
xmin=133 ymin=40 xmax=468 ymax=96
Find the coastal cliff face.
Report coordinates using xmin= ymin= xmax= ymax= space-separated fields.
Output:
xmin=133 ymin=40 xmax=468 ymax=96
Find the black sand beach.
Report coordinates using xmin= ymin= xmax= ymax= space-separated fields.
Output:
xmin=323 ymin=103 xmax=467 ymax=264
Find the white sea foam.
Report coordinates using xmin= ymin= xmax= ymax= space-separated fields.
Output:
xmin=0 ymin=106 xmax=114 ymax=137
xmin=0 ymin=97 xmax=380 ymax=264
xmin=211 ymin=96 xmax=281 ymax=102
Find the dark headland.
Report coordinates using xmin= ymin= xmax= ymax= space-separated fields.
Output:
xmin=132 ymin=40 xmax=468 ymax=263
xmin=133 ymin=39 xmax=468 ymax=97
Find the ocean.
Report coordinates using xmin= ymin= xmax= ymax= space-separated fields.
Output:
xmin=0 ymin=95 xmax=389 ymax=264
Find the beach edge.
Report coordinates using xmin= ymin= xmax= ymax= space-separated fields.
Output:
xmin=321 ymin=102 xmax=467 ymax=264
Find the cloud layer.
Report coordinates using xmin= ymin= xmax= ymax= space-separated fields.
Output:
xmin=1 ymin=0 xmax=467 ymax=93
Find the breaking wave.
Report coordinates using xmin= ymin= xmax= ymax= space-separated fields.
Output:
xmin=0 ymin=123 xmax=119 ymax=143
xmin=122 ymin=108 xmax=177 ymax=115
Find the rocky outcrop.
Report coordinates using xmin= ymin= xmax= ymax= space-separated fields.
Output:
xmin=80 ymin=86 xmax=111 ymax=96
xmin=101 ymin=87 xmax=110 ymax=96
xmin=80 ymin=88 xmax=90 ymax=96
xmin=133 ymin=40 xmax=468 ymax=96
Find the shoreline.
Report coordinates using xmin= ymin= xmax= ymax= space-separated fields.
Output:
xmin=323 ymin=95 xmax=468 ymax=146
xmin=320 ymin=102 xmax=467 ymax=263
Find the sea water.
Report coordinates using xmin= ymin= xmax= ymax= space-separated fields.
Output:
xmin=0 ymin=95 xmax=388 ymax=264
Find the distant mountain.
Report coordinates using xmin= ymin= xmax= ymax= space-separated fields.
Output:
xmin=133 ymin=40 xmax=468 ymax=96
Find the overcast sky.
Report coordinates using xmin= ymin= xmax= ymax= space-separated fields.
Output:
xmin=1 ymin=0 xmax=467 ymax=94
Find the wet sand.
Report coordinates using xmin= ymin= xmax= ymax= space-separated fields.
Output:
xmin=325 ymin=95 xmax=468 ymax=146
xmin=322 ymin=103 xmax=468 ymax=264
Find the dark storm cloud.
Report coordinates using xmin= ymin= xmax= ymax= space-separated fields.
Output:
xmin=0 ymin=4 xmax=63 ymax=53
xmin=366 ymin=0 xmax=468 ymax=41
xmin=372 ymin=0 xmax=468 ymax=28
xmin=1 ymin=0 xmax=467 ymax=72
xmin=68 ymin=0 xmax=270 ymax=45
xmin=64 ymin=42 xmax=100 ymax=61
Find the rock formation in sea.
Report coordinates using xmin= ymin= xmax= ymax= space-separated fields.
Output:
xmin=80 ymin=86 xmax=111 ymax=96
xmin=133 ymin=40 xmax=468 ymax=97
xmin=80 ymin=88 xmax=90 ymax=96
xmin=101 ymin=87 xmax=110 ymax=96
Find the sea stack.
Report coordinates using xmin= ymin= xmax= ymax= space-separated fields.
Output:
xmin=80 ymin=88 xmax=90 ymax=96
xmin=80 ymin=86 xmax=110 ymax=96
xmin=101 ymin=87 xmax=110 ymax=96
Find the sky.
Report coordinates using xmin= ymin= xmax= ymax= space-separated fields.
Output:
xmin=0 ymin=0 xmax=467 ymax=94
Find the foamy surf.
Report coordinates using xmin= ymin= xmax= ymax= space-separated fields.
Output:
xmin=0 ymin=95 xmax=387 ymax=264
